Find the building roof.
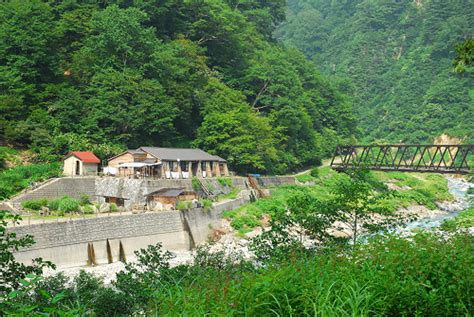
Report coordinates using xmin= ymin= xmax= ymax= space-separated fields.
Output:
xmin=65 ymin=151 xmax=100 ymax=164
xmin=139 ymin=147 xmax=226 ymax=162
xmin=107 ymin=149 xmax=146 ymax=162
xmin=145 ymin=188 xmax=196 ymax=197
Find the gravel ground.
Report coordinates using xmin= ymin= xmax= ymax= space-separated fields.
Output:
xmin=43 ymin=250 xmax=194 ymax=285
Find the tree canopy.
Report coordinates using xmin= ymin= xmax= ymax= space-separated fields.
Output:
xmin=277 ymin=0 xmax=474 ymax=143
xmin=0 ymin=0 xmax=356 ymax=173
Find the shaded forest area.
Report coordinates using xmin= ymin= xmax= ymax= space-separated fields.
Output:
xmin=277 ymin=0 xmax=473 ymax=143
xmin=0 ymin=0 xmax=357 ymax=174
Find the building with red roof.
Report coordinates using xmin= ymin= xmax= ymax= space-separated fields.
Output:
xmin=63 ymin=151 xmax=100 ymax=176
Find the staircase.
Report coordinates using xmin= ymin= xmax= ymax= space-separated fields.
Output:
xmin=8 ymin=177 xmax=96 ymax=208
xmin=246 ymin=175 xmax=266 ymax=199
xmin=196 ymin=178 xmax=216 ymax=200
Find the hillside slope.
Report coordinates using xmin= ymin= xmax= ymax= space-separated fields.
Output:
xmin=0 ymin=0 xmax=356 ymax=174
xmin=277 ymin=0 xmax=474 ymax=143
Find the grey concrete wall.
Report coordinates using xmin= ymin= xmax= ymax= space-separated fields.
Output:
xmin=11 ymin=177 xmax=96 ymax=204
xmin=9 ymin=197 xmax=251 ymax=268
xmin=95 ymin=176 xmax=294 ymax=208
xmin=5 ymin=175 xmax=294 ymax=209
xmin=184 ymin=197 xmax=250 ymax=244
xmin=10 ymin=212 xmax=188 ymax=267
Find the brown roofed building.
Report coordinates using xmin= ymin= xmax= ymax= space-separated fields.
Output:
xmin=106 ymin=147 xmax=229 ymax=179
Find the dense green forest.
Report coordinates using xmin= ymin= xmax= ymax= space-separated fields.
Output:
xmin=0 ymin=0 xmax=357 ymax=174
xmin=277 ymin=0 xmax=474 ymax=143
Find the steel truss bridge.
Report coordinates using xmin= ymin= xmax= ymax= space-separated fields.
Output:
xmin=330 ymin=144 xmax=473 ymax=174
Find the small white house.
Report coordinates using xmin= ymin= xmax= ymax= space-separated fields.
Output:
xmin=63 ymin=151 xmax=100 ymax=176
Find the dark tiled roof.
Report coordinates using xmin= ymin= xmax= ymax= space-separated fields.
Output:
xmin=145 ymin=188 xmax=196 ymax=197
xmin=129 ymin=149 xmax=145 ymax=155
xmin=139 ymin=147 xmax=226 ymax=162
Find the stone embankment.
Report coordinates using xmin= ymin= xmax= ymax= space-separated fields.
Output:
xmin=9 ymin=177 xmax=96 ymax=207
xmin=4 ymin=175 xmax=295 ymax=209
xmin=8 ymin=196 xmax=251 ymax=268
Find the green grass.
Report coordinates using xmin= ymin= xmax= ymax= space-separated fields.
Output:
xmin=224 ymin=168 xmax=454 ymax=232
xmin=4 ymin=232 xmax=472 ymax=316
xmin=217 ymin=177 xmax=233 ymax=187
xmin=373 ymin=171 xmax=453 ymax=210
xmin=149 ymin=233 xmax=473 ymax=316
xmin=441 ymin=208 xmax=474 ymax=232
xmin=0 ymin=162 xmax=62 ymax=200
xmin=0 ymin=146 xmax=20 ymax=170
xmin=216 ymin=188 xmax=240 ymax=201
xmin=295 ymin=173 xmax=314 ymax=183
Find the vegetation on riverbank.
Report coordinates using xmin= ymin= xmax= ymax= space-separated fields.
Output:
xmin=1 ymin=229 xmax=472 ymax=316
xmin=442 ymin=208 xmax=474 ymax=231
xmin=1 ymin=168 xmax=471 ymax=316
xmin=225 ymin=168 xmax=454 ymax=233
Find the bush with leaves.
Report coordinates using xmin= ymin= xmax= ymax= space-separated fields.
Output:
xmin=109 ymin=203 xmax=118 ymax=212
xmin=81 ymin=204 xmax=94 ymax=215
xmin=0 ymin=211 xmax=54 ymax=295
xmin=21 ymin=199 xmax=48 ymax=211
xmin=79 ymin=193 xmax=90 ymax=206
xmin=58 ymin=197 xmax=80 ymax=213
xmin=114 ymin=243 xmax=173 ymax=310
xmin=317 ymin=169 xmax=402 ymax=248
xmin=310 ymin=167 xmax=319 ymax=178
xmin=250 ymin=190 xmax=339 ymax=262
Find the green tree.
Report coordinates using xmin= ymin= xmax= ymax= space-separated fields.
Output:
xmin=195 ymin=106 xmax=279 ymax=173
xmin=318 ymin=170 xmax=400 ymax=249
xmin=0 ymin=211 xmax=54 ymax=295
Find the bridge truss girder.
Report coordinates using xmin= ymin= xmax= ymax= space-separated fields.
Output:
xmin=330 ymin=144 xmax=473 ymax=174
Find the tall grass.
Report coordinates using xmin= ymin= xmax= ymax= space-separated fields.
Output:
xmin=150 ymin=233 xmax=473 ymax=316
xmin=3 ymin=233 xmax=472 ymax=316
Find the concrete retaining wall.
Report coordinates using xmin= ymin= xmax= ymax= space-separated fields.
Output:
xmin=11 ymin=177 xmax=96 ymax=204
xmin=9 ymin=197 xmax=251 ymax=268
xmin=95 ymin=176 xmax=294 ymax=208
xmin=6 ymin=176 xmax=294 ymax=207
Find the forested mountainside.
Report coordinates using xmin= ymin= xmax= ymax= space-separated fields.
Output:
xmin=0 ymin=0 xmax=356 ymax=174
xmin=277 ymin=0 xmax=474 ymax=143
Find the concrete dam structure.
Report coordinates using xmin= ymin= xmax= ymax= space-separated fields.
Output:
xmin=6 ymin=175 xmax=295 ymax=267
xmin=9 ymin=198 xmax=248 ymax=268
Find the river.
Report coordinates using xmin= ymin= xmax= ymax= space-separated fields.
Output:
xmin=396 ymin=176 xmax=472 ymax=233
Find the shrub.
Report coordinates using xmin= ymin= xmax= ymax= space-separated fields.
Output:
xmin=201 ymin=199 xmax=213 ymax=209
xmin=176 ymin=201 xmax=193 ymax=210
xmin=79 ymin=194 xmax=90 ymax=206
xmin=0 ymin=163 xmax=61 ymax=200
xmin=58 ymin=197 xmax=80 ymax=213
xmin=109 ymin=203 xmax=118 ymax=212
xmin=310 ymin=167 xmax=319 ymax=178
xmin=151 ymin=233 xmax=473 ymax=316
xmin=295 ymin=173 xmax=314 ymax=183
xmin=21 ymin=199 xmax=48 ymax=211
xmin=441 ymin=208 xmax=474 ymax=232
xmin=47 ymin=198 xmax=61 ymax=211
xmin=82 ymin=204 xmax=94 ymax=215
xmin=217 ymin=177 xmax=232 ymax=187
xmin=192 ymin=177 xmax=202 ymax=192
